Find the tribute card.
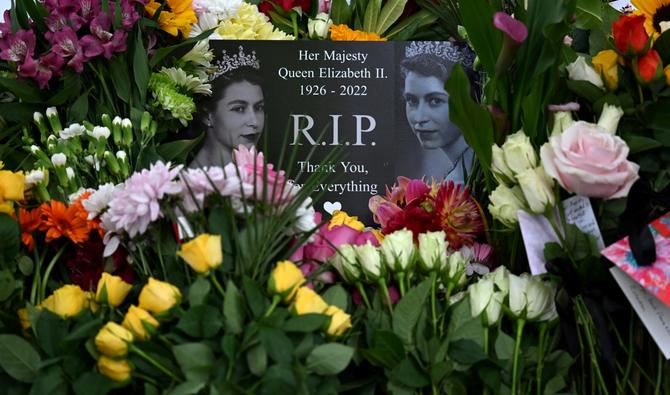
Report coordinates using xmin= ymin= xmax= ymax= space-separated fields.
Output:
xmin=191 ymin=40 xmax=476 ymax=222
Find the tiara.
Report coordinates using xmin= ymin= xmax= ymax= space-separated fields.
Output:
xmin=405 ymin=41 xmax=475 ymax=68
xmin=210 ymin=46 xmax=260 ymax=81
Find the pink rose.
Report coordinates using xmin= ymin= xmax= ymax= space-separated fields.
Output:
xmin=540 ymin=121 xmax=639 ymax=199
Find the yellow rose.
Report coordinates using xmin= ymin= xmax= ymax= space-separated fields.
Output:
xmin=0 ymin=201 xmax=13 ymax=214
xmin=177 ymin=234 xmax=222 ymax=274
xmin=97 ymin=356 xmax=132 ymax=382
xmin=268 ymin=261 xmax=305 ymax=302
xmin=0 ymin=170 xmax=25 ymax=201
xmin=328 ymin=210 xmax=365 ymax=232
xmin=592 ymin=50 xmax=620 ymax=91
xmin=665 ymin=64 xmax=670 ymax=86
xmin=96 ymin=273 xmax=133 ymax=307
xmin=292 ymin=286 xmax=328 ymax=315
xmin=17 ymin=308 xmax=30 ymax=331
xmin=324 ymin=305 xmax=352 ymax=337
xmin=41 ymin=284 xmax=89 ymax=318
xmin=95 ymin=322 xmax=134 ymax=357
xmin=122 ymin=305 xmax=159 ymax=341
xmin=138 ymin=278 xmax=182 ymax=315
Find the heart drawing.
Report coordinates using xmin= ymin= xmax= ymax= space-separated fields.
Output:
xmin=323 ymin=201 xmax=342 ymax=215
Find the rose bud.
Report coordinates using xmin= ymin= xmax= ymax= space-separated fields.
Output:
xmin=138 ymin=278 xmax=182 ymax=315
xmin=268 ymin=260 xmax=306 ymax=302
xmin=177 ymin=233 xmax=223 ymax=274
xmin=95 ymin=322 xmax=134 ymax=358
xmin=96 ymin=273 xmax=133 ymax=307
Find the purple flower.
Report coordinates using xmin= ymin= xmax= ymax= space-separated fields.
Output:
xmin=493 ymin=12 xmax=528 ymax=43
xmin=80 ymin=13 xmax=128 ymax=59
xmin=120 ymin=0 xmax=141 ymax=30
xmin=0 ymin=29 xmax=36 ymax=62
xmin=0 ymin=11 xmax=12 ymax=42
xmin=548 ymin=102 xmax=580 ymax=112
xmin=178 ymin=166 xmax=242 ymax=212
xmin=33 ymin=53 xmax=65 ymax=88
xmin=77 ymin=0 xmax=101 ymax=22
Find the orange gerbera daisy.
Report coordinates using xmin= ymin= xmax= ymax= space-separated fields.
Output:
xmin=18 ymin=208 xmax=41 ymax=251
xmin=39 ymin=200 xmax=91 ymax=244
xmin=73 ymin=191 xmax=104 ymax=238
xmin=329 ymin=24 xmax=387 ymax=41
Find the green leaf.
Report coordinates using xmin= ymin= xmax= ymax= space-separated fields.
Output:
xmin=655 ymin=30 xmax=670 ymax=65
xmin=132 ymin=28 xmax=150 ymax=104
xmin=306 ymin=343 xmax=354 ymax=375
xmin=17 ymin=256 xmax=33 ymax=276
xmin=246 ymin=343 xmax=267 ymax=376
xmin=0 ymin=334 xmax=41 ymax=383
xmin=156 ymin=136 xmax=204 ymax=162
xmin=575 ymin=0 xmax=603 ymax=29
xmin=458 ymin=0 xmax=501 ymax=75
xmin=64 ymin=316 xmax=104 ymax=342
xmin=362 ymin=0 xmax=381 ymax=33
xmin=172 ymin=343 xmax=214 ymax=382
xmin=374 ymin=0 xmax=407 ymax=35
xmin=566 ymin=80 xmax=605 ymax=103
xmin=494 ymin=331 xmax=515 ymax=361
xmin=47 ymin=72 xmax=82 ymax=106
xmin=73 ymin=372 xmax=118 ymax=395
xmin=0 ymin=270 xmax=15 ymax=301
xmin=0 ymin=77 xmax=45 ymax=103
xmin=0 ymin=214 xmax=20 ymax=265
xmin=35 ymin=310 xmax=68 ymax=357
xmin=260 ymin=326 xmax=293 ymax=363
xmin=188 ymin=276 xmax=211 ymax=306
xmin=176 ymin=305 xmax=222 ymax=338
xmin=448 ymin=339 xmax=487 ymax=365
xmin=390 ymin=357 xmax=430 ymax=388
xmin=322 ymin=284 xmax=348 ymax=310
xmin=361 ymin=330 xmax=404 ymax=368
xmin=283 ymin=314 xmax=329 ymax=332
xmin=544 ymin=375 xmax=567 ymax=395
xmin=330 ymin=0 xmax=353 ymax=24
xmin=445 ymin=65 xmax=495 ymax=170
xmin=223 ymin=280 xmax=245 ymax=334
xmin=392 ymin=278 xmax=431 ymax=345
xmin=242 ymin=276 xmax=267 ymax=318
xmin=166 ymin=381 xmax=206 ymax=395
xmin=149 ymin=29 xmax=214 ymax=68
xmin=29 ymin=365 xmax=67 ymax=395
xmin=624 ymin=134 xmax=662 ymax=154
xmin=109 ymin=56 xmax=131 ymax=104
xmin=68 ymin=92 xmax=89 ymax=123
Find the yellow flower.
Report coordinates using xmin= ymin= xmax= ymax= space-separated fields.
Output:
xmin=0 ymin=201 xmax=13 ymax=214
xmin=216 ymin=3 xmax=294 ymax=40
xmin=324 ymin=305 xmax=352 ymax=337
xmin=145 ymin=0 xmax=197 ymax=37
xmin=0 ymin=169 xmax=25 ymax=213
xmin=371 ymin=229 xmax=385 ymax=243
xmin=138 ymin=278 xmax=182 ymax=315
xmin=292 ymin=286 xmax=328 ymax=315
xmin=177 ymin=234 xmax=222 ymax=274
xmin=328 ymin=210 xmax=365 ymax=232
xmin=592 ymin=50 xmax=620 ymax=91
xmin=41 ymin=284 xmax=89 ymax=318
xmin=664 ymin=64 xmax=670 ymax=85
xmin=95 ymin=322 xmax=134 ymax=357
xmin=17 ymin=308 xmax=30 ymax=331
xmin=329 ymin=24 xmax=386 ymax=41
xmin=632 ymin=0 xmax=670 ymax=36
xmin=122 ymin=305 xmax=160 ymax=341
xmin=268 ymin=261 xmax=306 ymax=302
xmin=96 ymin=273 xmax=133 ymax=307
xmin=97 ymin=356 xmax=132 ymax=382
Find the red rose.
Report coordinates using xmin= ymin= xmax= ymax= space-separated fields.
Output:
xmin=612 ymin=15 xmax=649 ymax=55
xmin=636 ymin=49 xmax=662 ymax=83
xmin=258 ymin=0 xmax=311 ymax=16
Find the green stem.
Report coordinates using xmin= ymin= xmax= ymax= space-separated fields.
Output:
xmin=130 ymin=345 xmax=182 ymax=382
xmin=483 ymin=326 xmax=489 ymax=355
xmin=378 ymin=279 xmax=394 ymax=315
xmin=537 ymin=323 xmax=547 ymax=395
xmin=290 ymin=13 xmax=299 ymax=39
xmin=430 ymin=271 xmax=438 ymax=336
xmin=654 ymin=349 xmax=662 ymax=395
xmin=355 ymin=282 xmax=372 ymax=310
xmin=31 ymin=248 xmax=44 ymax=305
xmin=397 ymin=272 xmax=406 ymax=297
xmin=575 ymin=296 xmax=610 ymax=395
xmin=511 ymin=319 xmax=526 ymax=395
xmin=134 ymin=372 xmax=159 ymax=386
xmin=40 ymin=247 xmax=66 ymax=301
xmin=210 ymin=273 xmax=225 ymax=298
xmin=439 ymin=282 xmax=455 ymax=336
xmin=264 ymin=295 xmax=281 ymax=318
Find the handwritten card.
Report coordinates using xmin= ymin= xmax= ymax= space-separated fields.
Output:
xmin=602 ymin=213 xmax=670 ymax=308
xmin=609 ymin=0 xmax=635 ymax=12
xmin=611 ymin=267 xmax=670 ymax=359
xmin=520 ymin=196 xmax=605 ymax=275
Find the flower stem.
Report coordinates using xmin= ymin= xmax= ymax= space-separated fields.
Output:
xmin=511 ymin=319 xmax=525 ymax=395
xmin=536 ymin=322 xmax=547 ymax=395
xmin=397 ymin=272 xmax=406 ymax=297
xmin=264 ymin=295 xmax=281 ymax=318
xmin=575 ymin=296 xmax=610 ymax=395
xmin=130 ymin=345 xmax=182 ymax=382
xmin=210 ymin=273 xmax=225 ymax=298
xmin=40 ymin=246 xmax=66 ymax=301
xmin=483 ymin=326 xmax=489 ymax=355
xmin=430 ymin=271 xmax=438 ymax=336
xmin=355 ymin=281 xmax=372 ymax=310
xmin=378 ymin=279 xmax=394 ymax=315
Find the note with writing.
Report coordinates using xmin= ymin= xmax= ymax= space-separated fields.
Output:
xmin=611 ymin=267 xmax=670 ymax=359
xmin=519 ymin=196 xmax=605 ymax=275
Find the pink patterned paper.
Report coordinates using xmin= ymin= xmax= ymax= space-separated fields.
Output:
xmin=602 ymin=213 xmax=670 ymax=307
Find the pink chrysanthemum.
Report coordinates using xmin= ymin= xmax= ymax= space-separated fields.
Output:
xmin=102 ymin=161 xmax=182 ymax=238
xmin=179 ymin=166 xmax=243 ymax=212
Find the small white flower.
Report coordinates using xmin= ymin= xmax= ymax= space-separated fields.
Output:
xmin=83 ymin=183 xmax=120 ymax=220
xmin=293 ymin=197 xmax=317 ymax=234
xmin=46 ymin=107 xmax=58 ymax=117
xmin=68 ymin=188 xmax=94 ymax=203
xmin=121 ymin=118 xmax=132 ymax=128
xmin=51 ymin=153 xmax=67 ymax=166
xmin=88 ymin=126 xmax=111 ymax=140
xmin=113 ymin=116 xmax=122 ymax=126
xmin=60 ymin=123 xmax=86 ymax=140
xmin=596 ymin=103 xmax=624 ymax=134
xmin=33 ymin=112 xmax=44 ymax=123
xmin=24 ymin=169 xmax=45 ymax=186
xmin=566 ymin=56 xmax=604 ymax=89
xmin=192 ymin=0 xmax=242 ymax=20
xmin=65 ymin=167 xmax=75 ymax=179
xmin=30 ymin=145 xmax=41 ymax=153
xmin=84 ymin=154 xmax=102 ymax=171
xmin=116 ymin=151 xmax=127 ymax=161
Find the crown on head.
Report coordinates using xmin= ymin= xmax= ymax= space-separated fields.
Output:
xmin=210 ymin=46 xmax=260 ymax=81
xmin=404 ymin=41 xmax=475 ymax=68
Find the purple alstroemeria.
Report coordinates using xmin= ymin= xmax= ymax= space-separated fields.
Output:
xmin=31 ymin=52 xmax=65 ymax=88
xmin=119 ymin=0 xmax=141 ymax=30
xmin=0 ymin=29 xmax=36 ymax=62
xmin=51 ymin=27 xmax=86 ymax=72
xmin=80 ymin=12 xmax=128 ymax=59
xmin=0 ymin=11 xmax=12 ymax=42
xmin=77 ymin=0 xmax=101 ymax=22
xmin=493 ymin=12 xmax=528 ymax=44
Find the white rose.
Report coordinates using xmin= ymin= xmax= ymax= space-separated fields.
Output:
xmin=488 ymin=184 xmax=527 ymax=227
xmin=566 ymin=56 xmax=604 ymax=89
xmin=491 ymin=145 xmax=516 ymax=185
xmin=596 ymin=104 xmax=624 ymax=134
xmin=330 ymin=244 xmax=361 ymax=283
xmin=469 ymin=277 xmax=494 ymax=317
xmin=516 ymin=166 xmax=555 ymax=214
xmin=380 ymin=229 xmax=415 ymax=273
xmin=308 ymin=12 xmax=333 ymax=39
xmin=485 ymin=291 xmax=505 ymax=326
xmin=501 ymin=131 xmax=538 ymax=177
xmin=508 ymin=273 xmax=530 ymax=317
xmin=525 ymin=278 xmax=556 ymax=321
xmin=418 ymin=231 xmax=448 ymax=271
xmin=443 ymin=251 xmax=468 ymax=287
xmin=550 ymin=111 xmax=575 ymax=137
xmin=354 ymin=242 xmax=383 ymax=281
